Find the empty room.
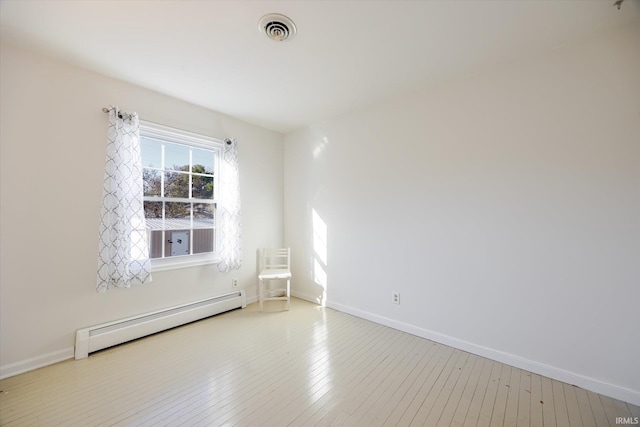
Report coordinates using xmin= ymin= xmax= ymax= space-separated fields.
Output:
xmin=0 ymin=1 xmax=638 ymax=426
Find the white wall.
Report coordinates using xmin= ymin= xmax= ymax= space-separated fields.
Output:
xmin=0 ymin=44 xmax=284 ymax=377
xmin=284 ymin=23 xmax=640 ymax=405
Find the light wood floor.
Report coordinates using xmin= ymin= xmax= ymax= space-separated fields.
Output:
xmin=1 ymin=298 xmax=637 ymax=426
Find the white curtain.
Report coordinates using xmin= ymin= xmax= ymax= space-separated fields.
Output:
xmin=218 ymin=138 xmax=242 ymax=272
xmin=96 ymin=107 xmax=152 ymax=292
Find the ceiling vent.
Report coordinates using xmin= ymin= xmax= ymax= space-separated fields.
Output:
xmin=258 ymin=13 xmax=297 ymax=42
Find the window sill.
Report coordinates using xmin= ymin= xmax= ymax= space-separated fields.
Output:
xmin=150 ymin=254 xmax=221 ymax=272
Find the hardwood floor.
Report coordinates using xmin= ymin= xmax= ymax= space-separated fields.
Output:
xmin=1 ymin=298 xmax=638 ymax=426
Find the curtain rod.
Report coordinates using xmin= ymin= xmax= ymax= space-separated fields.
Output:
xmin=102 ymin=107 xmax=234 ymax=145
xmin=102 ymin=106 xmax=133 ymax=120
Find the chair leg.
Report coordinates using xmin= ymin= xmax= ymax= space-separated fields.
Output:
xmin=286 ymin=278 xmax=290 ymax=311
xmin=259 ymin=278 xmax=264 ymax=312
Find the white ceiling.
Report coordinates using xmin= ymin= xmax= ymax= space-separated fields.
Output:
xmin=1 ymin=0 xmax=638 ymax=133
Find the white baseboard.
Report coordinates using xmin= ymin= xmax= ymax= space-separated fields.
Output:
xmin=0 ymin=348 xmax=74 ymax=380
xmin=4 ymin=298 xmax=637 ymax=406
xmin=326 ymin=299 xmax=640 ymax=406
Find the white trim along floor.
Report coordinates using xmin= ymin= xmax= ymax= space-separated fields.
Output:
xmin=0 ymin=298 xmax=638 ymax=426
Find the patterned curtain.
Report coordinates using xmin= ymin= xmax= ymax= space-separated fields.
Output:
xmin=96 ymin=107 xmax=152 ymax=292
xmin=217 ymin=138 xmax=242 ymax=272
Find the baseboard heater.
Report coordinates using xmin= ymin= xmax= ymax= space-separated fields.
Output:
xmin=75 ymin=290 xmax=246 ymax=359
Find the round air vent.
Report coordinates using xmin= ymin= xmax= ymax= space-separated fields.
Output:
xmin=258 ymin=13 xmax=297 ymax=42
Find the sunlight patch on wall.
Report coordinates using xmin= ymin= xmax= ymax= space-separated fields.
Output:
xmin=312 ymin=208 xmax=328 ymax=305
xmin=313 ymin=259 xmax=327 ymax=289
xmin=313 ymin=209 xmax=328 ymax=265
xmin=313 ymin=136 xmax=330 ymax=158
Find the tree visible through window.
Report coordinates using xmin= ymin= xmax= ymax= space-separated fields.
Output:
xmin=139 ymin=123 xmax=220 ymax=265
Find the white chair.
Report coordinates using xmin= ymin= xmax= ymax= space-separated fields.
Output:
xmin=258 ymin=248 xmax=291 ymax=311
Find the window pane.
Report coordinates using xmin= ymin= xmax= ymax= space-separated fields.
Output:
xmin=165 ymin=202 xmax=190 ymax=230
xmin=144 ymin=201 xmax=163 ymax=218
xmin=167 ymin=230 xmax=189 ymax=257
xmin=143 ymin=169 xmax=161 ymax=196
xmin=193 ymin=203 xmax=214 ymax=228
xmin=164 ymin=172 xmax=189 ymax=198
xmin=140 ymin=123 xmax=221 ymax=262
xmin=165 ymin=142 xmax=189 ymax=171
xmin=140 ymin=137 xmax=162 ymax=168
xmin=193 ymin=229 xmax=214 ymax=254
xmin=148 ymin=230 xmax=163 ymax=259
xmin=192 ymin=175 xmax=214 ymax=199
xmin=192 ymin=148 xmax=214 ymax=174
xmin=144 ymin=201 xmax=163 ymax=231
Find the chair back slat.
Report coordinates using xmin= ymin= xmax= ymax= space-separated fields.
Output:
xmin=260 ymin=248 xmax=290 ymax=271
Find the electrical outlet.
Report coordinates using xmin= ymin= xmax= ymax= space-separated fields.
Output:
xmin=232 ymin=278 xmax=238 ymax=287
xmin=392 ymin=292 xmax=400 ymax=305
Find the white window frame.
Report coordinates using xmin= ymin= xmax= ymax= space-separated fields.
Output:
xmin=139 ymin=120 xmax=223 ymax=271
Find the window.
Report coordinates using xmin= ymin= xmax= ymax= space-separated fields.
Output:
xmin=139 ymin=121 xmax=223 ymax=271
